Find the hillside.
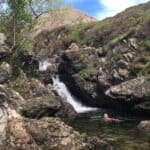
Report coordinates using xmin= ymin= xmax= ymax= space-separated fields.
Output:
xmin=33 ymin=1 xmax=150 ymax=114
xmin=31 ymin=7 xmax=96 ymax=37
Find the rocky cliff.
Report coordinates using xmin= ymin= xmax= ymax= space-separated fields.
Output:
xmin=32 ymin=2 xmax=150 ymax=115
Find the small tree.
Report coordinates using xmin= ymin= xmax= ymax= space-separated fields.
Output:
xmin=7 ymin=0 xmax=32 ymax=48
xmin=0 ymin=0 xmax=64 ymax=49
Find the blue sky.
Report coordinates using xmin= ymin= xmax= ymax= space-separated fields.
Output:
xmin=64 ymin=0 xmax=149 ymax=20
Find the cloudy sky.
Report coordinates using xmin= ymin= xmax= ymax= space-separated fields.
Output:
xmin=64 ymin=0 xmax=149 ymax=20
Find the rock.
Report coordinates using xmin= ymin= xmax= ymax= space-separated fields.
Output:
xmin=0 ymin=33 xmax=11 ymax=59
xmin=22 ymin=54 xmax=39 ymax=74
xmin=105 ymin=76 xmax=150 ymax=112
xmin=21 ymin=96 xmax=61 ymax=118
xmin=96 ymin=47 xmax=106 ymax=57
xmin=0 ymin=84 xmax=25 ymax=112
xmin=105 ymin=76 xmax=150 ymax=101
xmin=21 ymin=96 xmax=77 ymax=122
xmin=56 ymin=101 xmax=77 ymax=122
xmin=129 ymin=38 xmax=138 ymax=49
xmin=137 ymin=120 xmax=150 ymax=137
xmin=68 ymin=43 xmax=79 ymax=51
xmin=10 ymin=71 xmax=54 ymax=99
xmin=0 ymin=62 xmax=12 ymax=84
xmin=0 ymin=105 xmax=112 ymax=150
xmin=133 ymin=101 xmax=150 ymax=115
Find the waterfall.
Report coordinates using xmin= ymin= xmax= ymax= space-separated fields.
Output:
xmin=39 ymin=60 xmax=52 ymax=71
xmin=52 ymin=75 xmax=98 ymax=113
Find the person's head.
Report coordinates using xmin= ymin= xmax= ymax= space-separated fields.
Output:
xmin=104 ymin=113 xmax=109 ymax=119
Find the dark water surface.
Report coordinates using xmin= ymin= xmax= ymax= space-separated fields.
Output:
xmin=71 ymin=111 xmax=150 ymax=150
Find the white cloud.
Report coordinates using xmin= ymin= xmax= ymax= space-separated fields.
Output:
xmin=95 ymin=0 xmax=149 ymax=20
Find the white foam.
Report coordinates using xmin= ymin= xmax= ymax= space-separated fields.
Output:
xmin=39 ymin=60 xmax=52 ymax=71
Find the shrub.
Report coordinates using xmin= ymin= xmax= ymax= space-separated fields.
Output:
xmin=78 ymin=48 xmax=85 ymax=59
xmin=139 ymin=40 xmax=150 ymax=51
xmin=69 ymin=23 xmax=86 ymax=42
xmin=140 ymin=62 xmax=150 ymax=75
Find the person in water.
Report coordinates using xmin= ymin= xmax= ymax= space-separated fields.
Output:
xmin=103 ymin=113 xmax=121 ymax=123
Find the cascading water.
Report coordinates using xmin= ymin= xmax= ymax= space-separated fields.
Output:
xmin=39 ymin=60 xmax=52 ymax=71
xmin=52 ymin=75 xmax=98 ymax=113
xmin=38 ymin=59 xmax=97 ymax=113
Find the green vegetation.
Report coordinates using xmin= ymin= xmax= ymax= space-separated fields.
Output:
xmin=0 ymin=0 xmax=32 ymax=48
xmin=139 ymin=40 xmax=150 ymax=51
xmin=141 ymin=62 xmax=150 ymax=75
xmin=0 ymin=0 xmax=65 ymax=48
xmin=79 ymin=68 xmax=91 ymax=79
xmin=132 ymin=39 xmax=150 ymax=75
xmin=78 ymin=48 xmax=85 ymax=59
xmin=111 ymin=34 xmax=127 ymax=46
xmin=0 ymin=0 xmax=66 ymax=76
xmin=10 ymin=80 xmax=29 ymax=98
xmin=69 ymin=23 xmax=86 ymax=42
xmin=9 ymin=51 xmax=24 ymax=77
xmin=79 ymin=62 xmax=100 ymax=79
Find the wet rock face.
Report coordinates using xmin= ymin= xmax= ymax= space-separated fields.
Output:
xmin=57 ymin=43 xmax=134 ymax=108
xmin=58 ymin=45 xmax=105 ymax=107
xmin=137 ymin=120 xmax=150 ymax=137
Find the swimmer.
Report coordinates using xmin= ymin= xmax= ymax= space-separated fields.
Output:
xmin=103 ymin=113 xmax=121 ymax=123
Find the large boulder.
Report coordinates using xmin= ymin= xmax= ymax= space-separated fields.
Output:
xmin=105 ymin=76 xmax=150 ymax=113
xmin=137 ymin=120 xmax=150 ymax=137
xmin=105 ymin=76 xmax=150 ymax=100
xmin=21 ymin=96 xmax=77 ymax=122
xmin=21 ymin=96 xmax=61 ymax=118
